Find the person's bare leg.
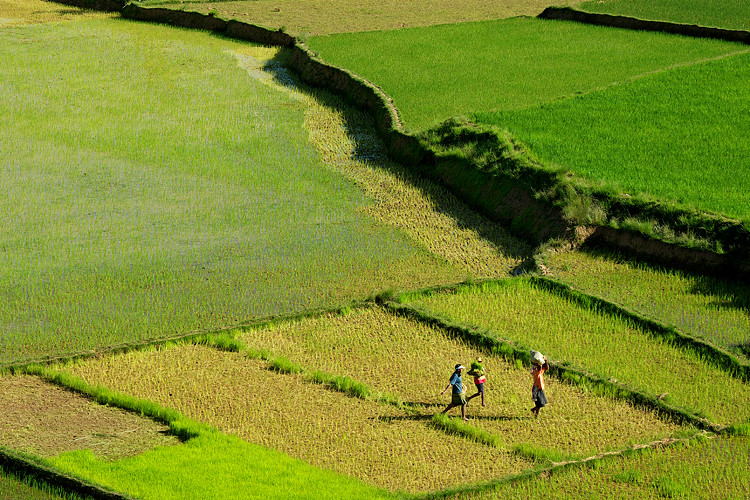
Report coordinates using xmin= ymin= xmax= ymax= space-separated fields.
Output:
xmin=461 ymin=404 xmax=468 ymax=421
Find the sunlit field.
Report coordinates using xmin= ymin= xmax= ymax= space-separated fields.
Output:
xmin=305 ymin=17 xmax=742 ymax=130
xmin=0 ymin=18 xmax=467 ymax=365
xmin=545 ymin=249 xmax=750 ymax=356
xmin=404 ymin=279 xmax=750 ymax=426
xmin=146 ymin=0 xmax=564 ymax=35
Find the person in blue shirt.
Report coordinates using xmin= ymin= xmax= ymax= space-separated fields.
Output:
xmin=440 ymin=364 xmax=469 ymax=421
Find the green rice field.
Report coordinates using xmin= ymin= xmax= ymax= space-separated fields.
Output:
xmin=305 ymin=17 xmax=742 ymax=130
xmin=2 ymin=0 xmax=749 ymax=498
xmin=544 ymin=249 xmax=750 ymax=356
xmin=0 ymin=17 xmax=473 ymax=365
xmin=577 ymin=0 xmax=750 ymax=31
xmin=455 ymin=433 xmax=750 ymax=499
xmin=475 ymin=51 xmax=750 ymax=221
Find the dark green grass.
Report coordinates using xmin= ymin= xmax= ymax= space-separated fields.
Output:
xmin=577 ymin=0 xmax=750 ymax=31
xmin=305 ymin=17 xmax=741 ymax=131
xmin=0 ymin=19 xmax=463 ymax=365
xmin=475 ymin=51 xmax=750 ymax=222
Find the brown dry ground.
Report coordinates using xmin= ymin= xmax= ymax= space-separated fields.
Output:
xmin=177 ymin=0 xmax=570 ymax=35
xmin=59 ymin=345 xmax=533 ymax=493
xmin=0 ymin=375 xmax=180 ymax=460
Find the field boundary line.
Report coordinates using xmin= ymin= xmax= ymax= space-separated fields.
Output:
xmin=539 ymin=6 xmax=750 ymax=45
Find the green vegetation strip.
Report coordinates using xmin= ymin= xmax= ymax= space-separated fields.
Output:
xmin=0 ymin=448 xmax=131 ymax=500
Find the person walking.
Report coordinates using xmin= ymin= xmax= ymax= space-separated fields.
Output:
xmin=530 ymin=352 xmax=549 ymax=418
xmin=467 ymin=356 xmax=486 ymax=406
xmin=441 ymin=364 xmax=469 ymax=421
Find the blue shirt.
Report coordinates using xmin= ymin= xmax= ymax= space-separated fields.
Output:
xmin=450 ymin=372 xmax=462 ymax=394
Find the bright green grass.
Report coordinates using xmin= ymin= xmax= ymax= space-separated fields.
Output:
xmin=0 ymin=19 xmax=464 ymax=365
xmin=403 ymin=279 xmax=749 ymax=426
xmin=475 ymin=51 xmax=750 ymax=221
xmin=451 ymin=434 xmax=750 ymax=499
xmin=49 ymin=432 xmax=393 ymax=500
xmin=577 ymin=0 xmax=750 ymax=31
xmin=545 ymin=250 xmax=750 ymax=355
xmin=305 ymin=17 xmax=741 ymax=131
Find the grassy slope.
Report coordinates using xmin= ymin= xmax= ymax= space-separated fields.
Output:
xmin=475 ymin=51 xmax=750 ymax=221
xmin=577 ymin=0 xmax=750 ymax=31
xmin=405 ymin=279 xmax=749 ymax=426
xmin=305 ymin=17 xmax=739 ymax=131
xmin=0 ymin=18 xmax=464 ymax=365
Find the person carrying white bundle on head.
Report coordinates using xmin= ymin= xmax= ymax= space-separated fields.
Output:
xmin=529 ymin=350 xmax=549 ymax=418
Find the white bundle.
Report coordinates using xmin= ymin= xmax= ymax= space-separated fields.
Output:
xmin=530 ymin=350 xmax=545 ymax=366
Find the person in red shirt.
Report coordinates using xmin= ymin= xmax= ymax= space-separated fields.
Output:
xmin=530 ymin=355 xmax=549 ymax=418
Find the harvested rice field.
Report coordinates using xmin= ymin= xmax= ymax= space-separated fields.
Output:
xmin=0 ymin=375 xmax=179 ymax=460
xmin=57 ymin=344 xmax=534 ymax=493
xmin=55 ymin=310 xmax=688 ymax=491
xmin=154 ymin=0 xmax=565 ymax=35
xmin=237 ymin=308 xmax=687 ymax=456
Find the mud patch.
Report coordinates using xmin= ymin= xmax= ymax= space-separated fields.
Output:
xmin=0 ymin=375 xmax=180 ymax=460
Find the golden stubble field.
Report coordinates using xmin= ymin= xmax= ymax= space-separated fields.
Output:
xmin=57 ymin=307 xmax=688 ymax=493
xmin=176 ymin=0 xmax=567 ymax=35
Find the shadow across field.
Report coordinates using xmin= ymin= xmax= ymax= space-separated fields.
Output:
xmin=259 ymin=48 xmax=534 ymax=274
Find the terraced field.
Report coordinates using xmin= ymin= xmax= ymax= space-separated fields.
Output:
xmin=1 ymin=0 xmax=748 ymax=498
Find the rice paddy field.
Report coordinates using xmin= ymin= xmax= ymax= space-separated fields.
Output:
xmin=475 ymin=50 xmax=750 ymax=221
xmin=402 ymin=279 xmax=750 ymax=427
xmin=148 ymin=0 xmax=563 ymax=35
xmin=576 ymin=0 xmax=750 ymax=31
xmin=304 ymin=17 xmax=743 ymax=131
xmin=0 ymin=12 xmax=540 ymax=366
xmin=544 ymin=249 xmax=750 ymax=357
xmin=2 ymin=0 xmax=749 ymax=498
xmin=53 ymin=314 xmax=686 ymax=494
